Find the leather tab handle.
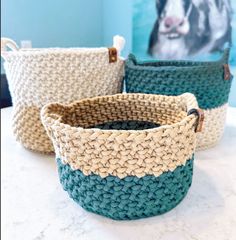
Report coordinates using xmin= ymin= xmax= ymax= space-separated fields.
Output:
xmin=223 ymin=64 xmax=231 ymax=80
xmin=188 ymin=108 xmax=204 ymax=133
xmin=108 ymin=47 xmax=117 ymax=63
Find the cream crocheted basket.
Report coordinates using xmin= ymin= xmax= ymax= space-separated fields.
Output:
xmin=1 ymin=36 xmax=125 ymax=153
xmin=41 ymin=93 xmax=204 ymax=220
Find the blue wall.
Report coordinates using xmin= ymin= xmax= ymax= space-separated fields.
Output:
xmin=1 ymin=0 xmax=103 ymax=48
xmin=1 ymin=0 xmax=133 ymax=56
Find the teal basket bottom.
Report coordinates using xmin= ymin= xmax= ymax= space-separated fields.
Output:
xmin=57 ymin=157 xmax=193 ymax=220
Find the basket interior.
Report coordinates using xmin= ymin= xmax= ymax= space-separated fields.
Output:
xmin=60 ymin=96 xmax=187 ymax=130
xmin=91 ymin=120 xmax=161 ymax=130
xmin=132 ymin=59 xmax=220 ymax=68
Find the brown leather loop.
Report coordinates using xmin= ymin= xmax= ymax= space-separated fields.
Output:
xmin=188 ymin=108 xmax=204 ymax=133
xmin=223 ymin=64 xmax=231 ymax=80
xmin=108 ymin=47 xmax=117 ymax=63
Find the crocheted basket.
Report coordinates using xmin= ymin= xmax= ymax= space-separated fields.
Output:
xmin=1 ymin=36 xmax=125 ymax=153
xmin=41 ymin=93 xmax=203 ymax=220
xmin=125 ymin=49 xmax=233 ymax=150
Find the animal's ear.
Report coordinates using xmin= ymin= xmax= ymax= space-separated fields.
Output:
xmin=155 ymin=0 xmax=166 ymax=17
xmin=156 ymin=0 xmax=161 ymax=9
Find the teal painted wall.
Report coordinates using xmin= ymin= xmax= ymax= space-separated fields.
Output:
xmin=230 ymin=67 xmax=236 ymax=107
xmin=228 ymin=1 xmax=236 ymax=107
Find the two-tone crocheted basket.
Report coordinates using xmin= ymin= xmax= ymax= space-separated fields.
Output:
xmin=41 ymin=93 xmax=203 ymax=220
xmin=125 ymin=49 xmax=233 ymax=150
xmin=1 ymin=36 xmax=125 ymax=153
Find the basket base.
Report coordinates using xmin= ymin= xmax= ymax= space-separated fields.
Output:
xmin=57 ymin=157 xmax=194 ymax=220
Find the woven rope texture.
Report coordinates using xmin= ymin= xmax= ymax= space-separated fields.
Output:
xmin=125 ymin=49 xmax=232 ymax=109
xmin=57 ymin=156 xmax=194 ymax=220
xmin=125 ymin=49 xmax=233 ymax=150
xmin=2 ymin=40 xmax=124 ymax=153
xmin=196 ymin=103 xmax=227 ymax=150
xmin=41 ymin=93 xmax=199 ymax=179
xmin=42 ymin=93 xmax=199 ymax=219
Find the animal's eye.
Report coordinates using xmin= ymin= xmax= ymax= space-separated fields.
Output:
xmin=179 ymin=20 xmax=184 ymax=26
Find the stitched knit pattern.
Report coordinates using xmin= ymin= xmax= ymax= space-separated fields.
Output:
xmin=42 ymin=93 xmax=198 ymax=220
xmin=196 ymin=103 xmax=227 ymax=150
xmin=57 ymin=156 xmax=194 ymax=220
xmin=125 ymin=52 xmax=232 ymax=109
xmin=41 ymin=93 xmax=199 ymax=179
xmin=125 ymin=49 xmax=233 ymax=150
xmin=3 ymin=47 xmax=124 ymax=153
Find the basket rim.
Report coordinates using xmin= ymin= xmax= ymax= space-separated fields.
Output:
xmin=41 ymin=93 xmax=199 ymax=135
xmin=2 ymin=47 xmax=125 ymax=58
xmin=125 ymin=51 xmax=229 ymax=72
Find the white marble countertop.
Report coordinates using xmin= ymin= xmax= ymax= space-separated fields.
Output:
xmin=1 ymin=106 xmax=236 ymax=240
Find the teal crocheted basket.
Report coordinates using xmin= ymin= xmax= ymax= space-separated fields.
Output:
xmin=125 ymin=49 xmax=233 ymax=150
xmin=41 ymin=93 xmax=201 ymax=220
xmin=57 ymin=156 xmax=194 ymax=220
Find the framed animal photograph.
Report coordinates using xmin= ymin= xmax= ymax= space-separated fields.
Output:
xmin=132 ymin=0 xmax=236 ymax=64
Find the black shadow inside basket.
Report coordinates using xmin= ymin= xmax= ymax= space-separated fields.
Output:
xmin=89 ymin=120 xmax=161 ymax=130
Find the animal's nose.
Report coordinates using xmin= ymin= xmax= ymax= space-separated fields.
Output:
xmin=164 ymin=17 xmax=184 ymax=29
